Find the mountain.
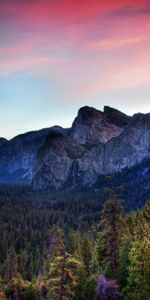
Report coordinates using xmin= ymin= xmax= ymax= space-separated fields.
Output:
xmin=0 ymin=128 xmax=56 ymax=183
xmin=0 ymin=106 xmax=150 ymax=190
xmin=0 ymin=137 xmax=7 ymax=147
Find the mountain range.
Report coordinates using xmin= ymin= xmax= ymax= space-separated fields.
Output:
xmin=0 ymin=106 xmax=150 ymax=191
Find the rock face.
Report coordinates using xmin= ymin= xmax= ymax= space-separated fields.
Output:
xmin=0 ymin=106 xmax=150 ymax=189
xmin=0 ymin=128 xmax=55 ymax=183
xmin=70 ymin=106 xmax=126 ymax=144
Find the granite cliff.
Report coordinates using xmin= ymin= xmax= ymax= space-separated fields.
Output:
xmin=0 ymin=106 xmax=150 ymax=190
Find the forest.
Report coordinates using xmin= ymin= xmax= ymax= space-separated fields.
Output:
xmin=0 ymin=184 xmax=149 ymax=300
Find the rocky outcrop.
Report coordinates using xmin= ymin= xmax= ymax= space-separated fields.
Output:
xmin=32 ymin=107 xmax=150 ymax=190
xmin=103 ymin=106 xmax=131 ymax=127
xmin=70 ymin=106 xmax=126 ymax=144
xmin=0 ymin=106 xmax=150 ymax=189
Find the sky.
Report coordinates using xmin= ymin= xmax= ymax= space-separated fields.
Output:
xmin=0 ymin=0 xmax=150 ymax=139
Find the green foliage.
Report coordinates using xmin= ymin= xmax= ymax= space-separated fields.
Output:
xmin=84 ymin=275 xmax=97 ymax=300
xmin=81 ymin=233 xmax=93 ymax=275
xmin=45 ymin=253 xmax=81 ymax=300
xmin=90 ymin=247 xmax=99 ymax=275
xmin=98 ymin=188 xmax=125 ymax=278
xmin=23 ymin=285 xmax=39 ymax=300
xmin=0 ymin=186 xmax=149 ymax=300
xmin=74 ymin=265 xmax=87 ymax=300
xmin=122 ymin=201 xmax=150 ymax=299
xmin=4 ymin=247 xmax=18 ymax=283
xmin=124 ymin=238 xmax=150 ymax=299
xmin=4 ymin=276 xmax=30 ymax=300
xmin=117 ymin=236 xmax=131 ymax=287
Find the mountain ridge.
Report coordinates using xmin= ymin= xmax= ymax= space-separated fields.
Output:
xmin=0 ymin=105 xmax=150 ymax=190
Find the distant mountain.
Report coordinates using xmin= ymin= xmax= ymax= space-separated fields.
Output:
xmin=0 ymin=137 xmax=7 ymax=147
xmin=0 ymin=128 xmax=55 ymax=183
xmin=0 ymin=106 xmax=150 ymax=190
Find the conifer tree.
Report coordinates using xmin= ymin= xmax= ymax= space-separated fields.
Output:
xmin=81 ymin=233 xmax=93 ymax=275
xmin=4 ymin=247 xmax=18 ymax=283
xmin=46 ymin=253 xmax=81 ymax=300
xmin=124 ymin=218 xmax=150 ymax=300
xmin=99 ymin=188 xmax=125 ymax=278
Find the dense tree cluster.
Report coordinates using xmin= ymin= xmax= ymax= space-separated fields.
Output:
xmin=0 ymin=185 xmax=149 ymax=300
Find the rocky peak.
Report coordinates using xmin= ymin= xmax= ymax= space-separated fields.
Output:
xmin=74 ymin=106 xmax=103 ymax=125
xmin=70 ymin=106 xmax=127 ymax=144
xmin=127 ymin=112 xmax=150 ymax=128
xmin=104 ymin=106 xmax=131 ymax=127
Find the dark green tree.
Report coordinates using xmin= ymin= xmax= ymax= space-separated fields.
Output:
xmin=99 ymin=188 xmax=125 ymax=278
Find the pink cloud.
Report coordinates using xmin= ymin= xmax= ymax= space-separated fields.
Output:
xmin=0 ymin=0 xmax=150 ymax=103
xmin=88 ymin=36 xmax=144 ymax=51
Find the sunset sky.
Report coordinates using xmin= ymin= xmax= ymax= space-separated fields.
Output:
xmin=0 ymin=0 xmax=150 ymax=139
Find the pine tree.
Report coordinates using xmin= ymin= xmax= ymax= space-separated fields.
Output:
xmin=99 ymin=188 xmax=125 ymax=278
xmin=4 ymin=247 xmax=18 ymax=283
xmin=66 ymin=230 xmax=82 ymax=259
xmin=117 ymin=235 xmax=131 ymax=288
xmin=90 ymin=246 xmax=99 ymax=275
xmin=124 ymin=233 xmax=150 ymax=299
xmin=84 ymin=275 xmax=97 ymax=300
xmin=46 ymin=253 xmax=81 ymax=300
xmin=75 ymin=264 xmax=87 ymax=300
xmin=81 ymin=233 xmax=93 ymax=275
